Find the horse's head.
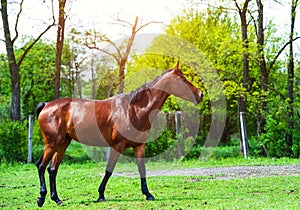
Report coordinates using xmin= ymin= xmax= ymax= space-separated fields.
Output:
xmin=156 ymin=62 xmax=203 ymax=105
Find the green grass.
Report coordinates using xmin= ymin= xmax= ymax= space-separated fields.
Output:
xmin=0 ymin=159 xmax=299 ymax=209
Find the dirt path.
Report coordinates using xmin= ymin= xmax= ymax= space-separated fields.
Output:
xmin=115 ymin=165 xmax=300 ymax=180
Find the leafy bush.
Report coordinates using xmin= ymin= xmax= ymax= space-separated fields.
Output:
xmin=121 ymin=129 xmax=176 ymax=161
xmin=145 ymin=129 xmax=176 ymax=159
xmin=184 ymin=145 xmax=241 ymax=160
xmin=249 ymin=114 xmax=300 ymax=158
xmin=0 ymin=120 xmax=27 ymax=162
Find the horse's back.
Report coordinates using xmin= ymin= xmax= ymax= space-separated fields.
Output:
xmin=68 ymin=98 xmax=113 ymax=146
xmin=38 ymin=98 xmax=76 ymax=125
xmin=38 ymin=98 xmax=113 ymax=147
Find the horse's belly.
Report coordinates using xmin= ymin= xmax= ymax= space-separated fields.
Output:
xmin=74 ymin=135 xmax=110 ymax=147
xmin=71 ymin=124 xmax=111 ymax=147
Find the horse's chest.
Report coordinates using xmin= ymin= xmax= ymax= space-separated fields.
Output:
xmin=110 ymin=97 xmax=152 ymax=144
xmin=112 ymin=119 xmax=150 ymax=144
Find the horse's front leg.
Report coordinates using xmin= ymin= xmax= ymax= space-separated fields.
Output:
xmin=97 ymin=148 xmax=121 ymax=202
xmin=134 ymin=144 xmax=155 ymax=201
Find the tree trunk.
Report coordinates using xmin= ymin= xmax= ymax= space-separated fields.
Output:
xmin=117 ymin=16 xmax=139 ymax=94
xmin=1 ymin=0 xmax=20 ymax=121
xmin=256 ymin=0 xmax=268 ymax=137
xmin=54 ymin=0 xmax=67 ymax=99
xmin=240 ymin=16 xmax=249 ymax=114
xmin=118 ymin=59 xmax=126 ymax=94
xmin=91 ymin=53 xmax=97 ymax=99
xmin=286 ymin=0 xmax=298 ymax=156
xmin=235 ymin=0 xmax=251 ymax=153
xmin=75 ymin=63 xmax=82 ymax=99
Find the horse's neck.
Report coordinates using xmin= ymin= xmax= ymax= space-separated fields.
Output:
xmin=148 ymin=77 xmax=171 ymax=110
xmin=148 ymin=88 xmax=170 ymax=110
xmin=129 ymin=88 xmax=169 ymax=127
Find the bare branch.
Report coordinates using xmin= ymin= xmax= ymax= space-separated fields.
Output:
xmin=98 ymin=35 xmax=123 ymax=61
xmin=65 ymin=0 xmax=73 ymax=18
xmin=116 ymin=18 xmax=134 ymax=28
xmin=136 ymin=21 xmax=164 ymax=33
xmin=273 ymin=0 xmax=284 ymax=6
xmin=263 ymin=82 xmax=286 ymax=99
xmin=85 ymin=44 xmax=120 ymax=64
xmin=216 ymin=67 xmax=240 ymax=81
xmin=12 ymin=0 xmax=24 ymax=44
xmin=234 ymin=0 xmax=252 ymax=16
xmin=248 ymin=9 xmax=258 ymax=37
xmin=268 ymin=36 xmax=300 ymax=74
xmin=51 ymin=0 xmax=55 ymax=21
xmin=233 ymin=0 xmax=242 ymax=14
xmin=206 ymin=4 xmax=238 ymax=12
xmin=17 ymin=22 xmax=55 ymax=67
xmin=84 ymin=31 xmax=122 ymax=64
xmin=109 ymin=21 xmax=132 ymax=29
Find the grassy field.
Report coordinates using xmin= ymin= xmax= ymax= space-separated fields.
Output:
xmin=0 ymin=158 xmax=299 ymax=209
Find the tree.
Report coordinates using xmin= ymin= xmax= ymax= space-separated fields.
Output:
xmin=286 ymin=0 xmax=299 ymax=156
xmin=62 ymin=28 xmax=88 ymax=99
xmin=233 ymin=0 xmax=252 ymax=153
xmin=85 ymin=16 xmax=161 ymax=94
xmin=255 ymin=0 xmax=268 ymax=137
xmin=19 ymin=40 xmax=56 ymax=117
xmin=54 ymin=0 xmax=68 ymax=99
xmin=253 ymin=0 xmax=300 ymax=136
xmin=129 ymin=8 xmax=240 ymax=145
xmin=1 ymin=0 xmax=20 ymax=121
xmin=0 ymin=0 xmax=54 ymax=121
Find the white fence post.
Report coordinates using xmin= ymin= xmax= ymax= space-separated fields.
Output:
xmin=28 ymin=115 xmax=34 ymax=163
xmin=239 ymin=112 xmax=249 ymax=158
xmin=175 ymin=111 xmax=183 ymax=159
xmin=105 ymin=147 xmax=110 ymax=161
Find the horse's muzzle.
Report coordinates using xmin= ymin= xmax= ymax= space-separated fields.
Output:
xmin=194 ymin=92 xmax=203 ymax=105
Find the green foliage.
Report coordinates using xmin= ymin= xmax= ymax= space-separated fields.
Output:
xmin=95 ymin=61 xmax=119 ymax=99
xmin=0 ymin=54 xmax=11 ymax=120
xmin=63 ymin=142 xmax=93 ymax=163
xmin=252 ymin=108 xmax=300 ymax=158
xmin=128 ymin=8 xmax=236 ymax=143
xmin=121 ymin=129 xmax=176 ymax=161
xmin=16 ymin=40 xmax=56 ymax=118
xmin=1 ymin=4 xmax=299 ymax=163
xmin=184 ymin=146 xmax=241 ymax=160
xmin=258 ymin=115 xmax=288 ymax=157
xmin=0 ymin=120 xmax=27 ymax=162
xmin=145 ymin=129 xmax=175 ymax=159
xmin=129 ymin=6 xmax=299 ymax=158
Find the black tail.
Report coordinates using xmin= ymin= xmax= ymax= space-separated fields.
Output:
xmin=36 ymin=102 xmax=47 ymax=118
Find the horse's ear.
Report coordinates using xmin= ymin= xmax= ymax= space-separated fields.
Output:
xmin=173 ymin=61 xmax=180 ymax=73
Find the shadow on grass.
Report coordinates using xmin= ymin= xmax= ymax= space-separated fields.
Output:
xmin=68 ymin=196 xmax=202 ymax=205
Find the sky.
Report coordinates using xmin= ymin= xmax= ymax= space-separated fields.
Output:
xmin=0 ymin=0 xmax=299 ymax=53
xmin=0 ymin=0 xmax=186 ymax=52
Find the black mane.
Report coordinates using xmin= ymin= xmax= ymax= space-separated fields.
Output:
xmin=128 ymin=69 xmax=172 ymax=103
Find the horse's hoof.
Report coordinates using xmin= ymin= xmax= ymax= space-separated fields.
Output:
xmin=146 ymin=196 xmax=155 ymax=201
xmin=56 ymin=200 xmax=64 ymax=206
xmin=36 ymin=197 xmax=45 ymax=207
xmin=96 ymin=197 xmax=106 ymax=202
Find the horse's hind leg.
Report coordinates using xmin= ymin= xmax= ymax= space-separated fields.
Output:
xmin=48 ymin=136 xmax=71 ymax=205
xmin=36 ymin=146 xmax=56 ymax=207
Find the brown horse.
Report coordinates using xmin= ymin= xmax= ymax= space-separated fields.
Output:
xmin=35 ymin=62 xmax=203 ymax=207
